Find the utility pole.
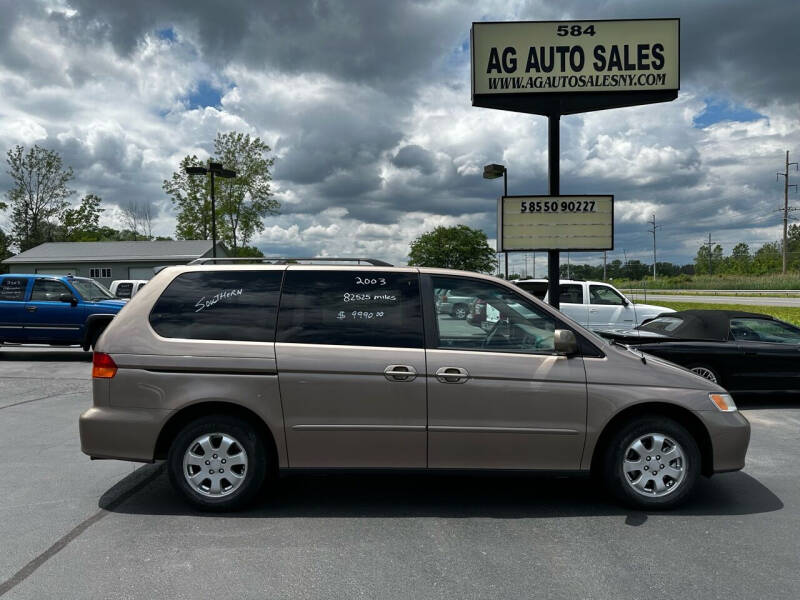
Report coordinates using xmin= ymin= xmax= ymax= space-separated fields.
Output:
xmin=777 ymin=150 xmax=798 ymax=274
xmin=603 ymin=250 xmax=607 ymax=280
xmin=705 ymin=233 xmax=718 ymax=275
xmin=622 ymin=249 xmax=628 ymax=279
xmin=647 ymin=213 xmax=661 ymax=279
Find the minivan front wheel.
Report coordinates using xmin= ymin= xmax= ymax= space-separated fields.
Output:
xmin=167 ymin=415 xmax=267 ymax=511
xmin=602 ymin=417 xmax=700 ymax=509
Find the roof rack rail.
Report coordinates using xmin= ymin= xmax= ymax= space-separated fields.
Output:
xmin=188 ymin=257 xmax=393 ymax=267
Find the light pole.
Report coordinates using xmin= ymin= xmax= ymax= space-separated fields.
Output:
xmin=483 ymin=163 xmax=508 ymax=278
xmin=185 ymin=160 xmax=237 ymax=258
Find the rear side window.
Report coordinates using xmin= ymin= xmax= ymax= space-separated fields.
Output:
xmin=559 ymin=284 xmax=584 ymax=304
xmin=0 ymin=278 xmax=27 ymax=301
xmin=149 ymin=270 xmax=282 ymax=342
xmin=276 ymin=270 xmax=423 ymax=348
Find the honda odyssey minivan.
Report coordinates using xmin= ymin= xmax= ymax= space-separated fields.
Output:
xmin=79 ymin=259 xmax=750 ymax=511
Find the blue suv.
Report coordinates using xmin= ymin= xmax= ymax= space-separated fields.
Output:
xmin=0 ymin=274 xmax=126 ymax=350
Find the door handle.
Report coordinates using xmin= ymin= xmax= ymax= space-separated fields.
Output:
xmin=26 ymin=306 xmax=37 ymax=312
xmin=435 ymin=366 xmax=469 ymax=384
xmin=384 ymin=365 xmax=417 ymax=382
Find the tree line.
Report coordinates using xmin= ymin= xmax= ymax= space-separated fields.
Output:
xmin=2 ymin=131 xmax=279 ymax=263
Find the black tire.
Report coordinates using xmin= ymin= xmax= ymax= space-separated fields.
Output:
xmin=686 ymin=364 xmax=721 ymax=386
xmin=167 ymin=414 xmax=269 ymax=511
xmin=452 ymin=303 xmax=468 ymax=319
xmin=601 ymin=416 xmax=700 ymax=510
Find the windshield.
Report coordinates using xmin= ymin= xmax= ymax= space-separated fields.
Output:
xmin=70 ymin=278 xmax=115 ymax=301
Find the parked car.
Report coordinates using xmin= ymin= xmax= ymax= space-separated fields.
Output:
xmin=110 ymin=279 xmax=148 ymax=299
xmin=0 ymin=274 xmax=126 ymax=350
xmin=511 ymin=278 xmax=674 ymax=331
xmin=599 ymin=309 xmax=800 ymax=398
xmin=435 ymin=288 xmax=475 ymax=319
xmin=80 ymin=260 xmax=749 ymax=511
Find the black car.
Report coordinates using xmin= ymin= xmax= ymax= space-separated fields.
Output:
xmin=599 ymin=309 xmax=800 ymax=398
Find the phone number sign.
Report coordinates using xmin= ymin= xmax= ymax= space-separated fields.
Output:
xmin=498 ymin=195 xmax=613 ymax=251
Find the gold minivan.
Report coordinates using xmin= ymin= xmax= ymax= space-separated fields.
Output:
xmin=80 ymin=259 xmax=750 ymax=511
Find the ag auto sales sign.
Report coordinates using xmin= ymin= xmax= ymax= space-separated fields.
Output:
xmin=472 ymin=19 xmax=679 ymax=114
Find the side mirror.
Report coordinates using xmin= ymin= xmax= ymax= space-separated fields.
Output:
xmin=59 ymin=293 xmax=78 ymax=306
xmin=553 ymin=329 xmax=578 ymax=356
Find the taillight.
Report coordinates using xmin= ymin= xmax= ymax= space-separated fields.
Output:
xmin=92 ymin=352 xmax=117 ymax=379
xmin=442 ymin=294 xmax=448 ymax=303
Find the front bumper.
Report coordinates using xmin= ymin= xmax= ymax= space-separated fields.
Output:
xmin=698 ymin=409 xmax=751 ymax=473
xmin=79 ymin=406 xmax=172 ymax=462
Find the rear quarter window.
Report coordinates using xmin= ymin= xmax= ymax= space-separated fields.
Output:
xmin=115 ymin=283 xmax=133 ymax=298
xmin=149 ymin=270 xmax=283 ymax=342
xmin=276 ymin=270 xmax=423 ymax=348
xmin=0 ymin=278 xmax=27 ymax=301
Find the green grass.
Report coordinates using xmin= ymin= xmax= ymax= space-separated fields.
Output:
xmin=614 ymin=273 xmax=800 ymax=290
xmin=650 ymin=301 xmax=800 ymax=326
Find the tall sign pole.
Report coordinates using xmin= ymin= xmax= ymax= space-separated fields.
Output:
xmin=548 ymin=114 xmax=560 ymax=309
xmin=472 ymin=18 xmax=680 ymax=309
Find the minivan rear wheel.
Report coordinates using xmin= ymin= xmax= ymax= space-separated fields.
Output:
xmin=602 ymin=417 xmax=700 ymax=509
xmin=167 ymin=414 xmax=268 ymax=511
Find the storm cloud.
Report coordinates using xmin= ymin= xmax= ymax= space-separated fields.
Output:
xmin=0 ymin=0 xmax=797 ymax=267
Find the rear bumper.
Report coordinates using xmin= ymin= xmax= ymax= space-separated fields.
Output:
xmin=698 ymin=410 xmax=751 ymax=473
xmin=79 ymin=406 xmax=171 ymax=462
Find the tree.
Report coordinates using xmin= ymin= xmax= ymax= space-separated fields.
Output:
xmin=728 ymin=242 xmax=752 ymax=274
xmin=407 ymin=225 xmax=496 ymax=273
xmin=164 ymin=133 xmax=280 ymax=252
xmin=62 ymin=194 xmax=104 ymax=241
xmin=233 ymin=245 xmax=265 ymax=257
xmin=752 ymin=242 xmax=781 ymax=274
xmin=120 ymin=199 xmax=153 ymax=240
xmin=163 ymin=155 xmax=212 ymax=241
xmin=214 ymin=132 xmax=279 ymax=252
xmin=694 ymin=243 xmax=724 ymax=275
xmin=0 ymin=228 xmax=11 ymax=272
xmin=5 ymin=144 xmax=74 ymax=250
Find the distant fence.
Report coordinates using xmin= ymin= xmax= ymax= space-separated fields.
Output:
xmin=621 ymin=288 xmax=800 ymax=299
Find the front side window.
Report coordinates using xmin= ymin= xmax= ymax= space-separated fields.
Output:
xmin=276 ymin=270 xmax=423 ymax=348
xmin=730 ymin=318 xmax=800 ymax=344
xmin=150 ymin=270 xmax=283 ymax=342
xmin=0 ymin=278 xmax=27 ymax=301
xmin=30 ymin=279 xmax=70 ymax=302
xmin=589 ymin=285 xmax=626 ymax=305
xmin=431 ymin=276 xmax=558 ymax=354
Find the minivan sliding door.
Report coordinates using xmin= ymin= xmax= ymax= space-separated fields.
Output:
xmin=275 ymin=268 xmax=427 ymax=468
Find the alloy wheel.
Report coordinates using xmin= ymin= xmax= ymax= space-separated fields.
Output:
xmin=690 ymin=366 xmax=718 ymax=383
xmin=621 ymin=433 xmax=687 ymax=498
xmin=182 ymin=432 xmax=249 ymax=497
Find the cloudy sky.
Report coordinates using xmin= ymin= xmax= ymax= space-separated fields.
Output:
xmin=1 ymin=0 xmax=798 ymax=273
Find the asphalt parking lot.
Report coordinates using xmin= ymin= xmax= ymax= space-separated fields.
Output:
xmin=1 ymin=347 xmax=799 ymax=599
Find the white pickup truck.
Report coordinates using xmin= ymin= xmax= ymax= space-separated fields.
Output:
xmin=511 ymin=279 xmax=674 ymax=331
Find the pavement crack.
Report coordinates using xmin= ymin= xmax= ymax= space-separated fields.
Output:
xmin=0 ymin=393 xmax=68 ymax=411
xmin=0 ymin=464 xmax=164 ymax=597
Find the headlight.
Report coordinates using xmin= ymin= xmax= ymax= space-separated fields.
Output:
xmin=709 ymin=392 xmax=737 ymax=412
